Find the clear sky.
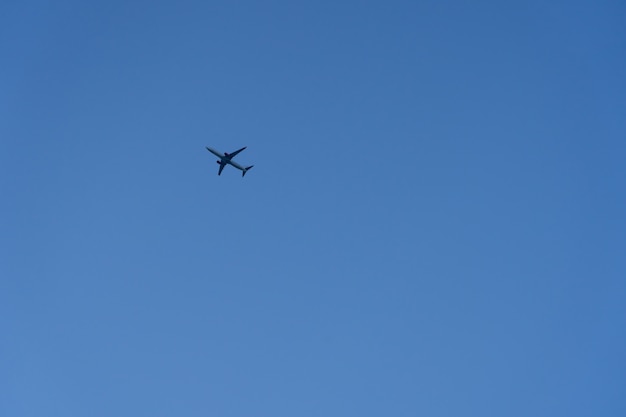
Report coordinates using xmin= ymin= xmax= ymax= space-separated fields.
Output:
xmin=1 ymin=1 xmax=625 ymax=416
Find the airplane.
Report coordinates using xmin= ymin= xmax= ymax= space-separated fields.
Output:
xmin=206 ymin=146 xmax=254 ymax=177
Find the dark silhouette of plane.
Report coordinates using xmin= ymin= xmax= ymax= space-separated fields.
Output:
xmin=206 ymin=146 xmax=254 ymax=177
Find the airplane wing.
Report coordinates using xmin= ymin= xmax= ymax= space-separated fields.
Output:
xmin=218 ymin=161 xmax=226 ymax=175
xmin=227 ymin=146 xmax=246 ymax=159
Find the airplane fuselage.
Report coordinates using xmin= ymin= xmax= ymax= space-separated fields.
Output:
xmin=206 ymin=147 xmax=246 ymax=170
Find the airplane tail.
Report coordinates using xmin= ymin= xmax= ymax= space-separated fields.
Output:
xmin=242 ymin=165 xmax=254 ymax=177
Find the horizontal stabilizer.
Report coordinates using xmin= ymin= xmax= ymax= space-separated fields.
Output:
xmin=242 ymin=165 xmax=254 ymax=177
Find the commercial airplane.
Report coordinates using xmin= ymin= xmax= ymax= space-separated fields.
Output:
xmin=206 ymin=146 xmax=254 ymax=177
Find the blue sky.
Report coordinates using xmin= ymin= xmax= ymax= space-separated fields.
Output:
xmin=1 ymin=1 xmax=625 ymax=416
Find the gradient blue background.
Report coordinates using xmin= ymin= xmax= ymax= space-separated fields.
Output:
xmin=2 ymin=1 xmax=625 ymax=415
